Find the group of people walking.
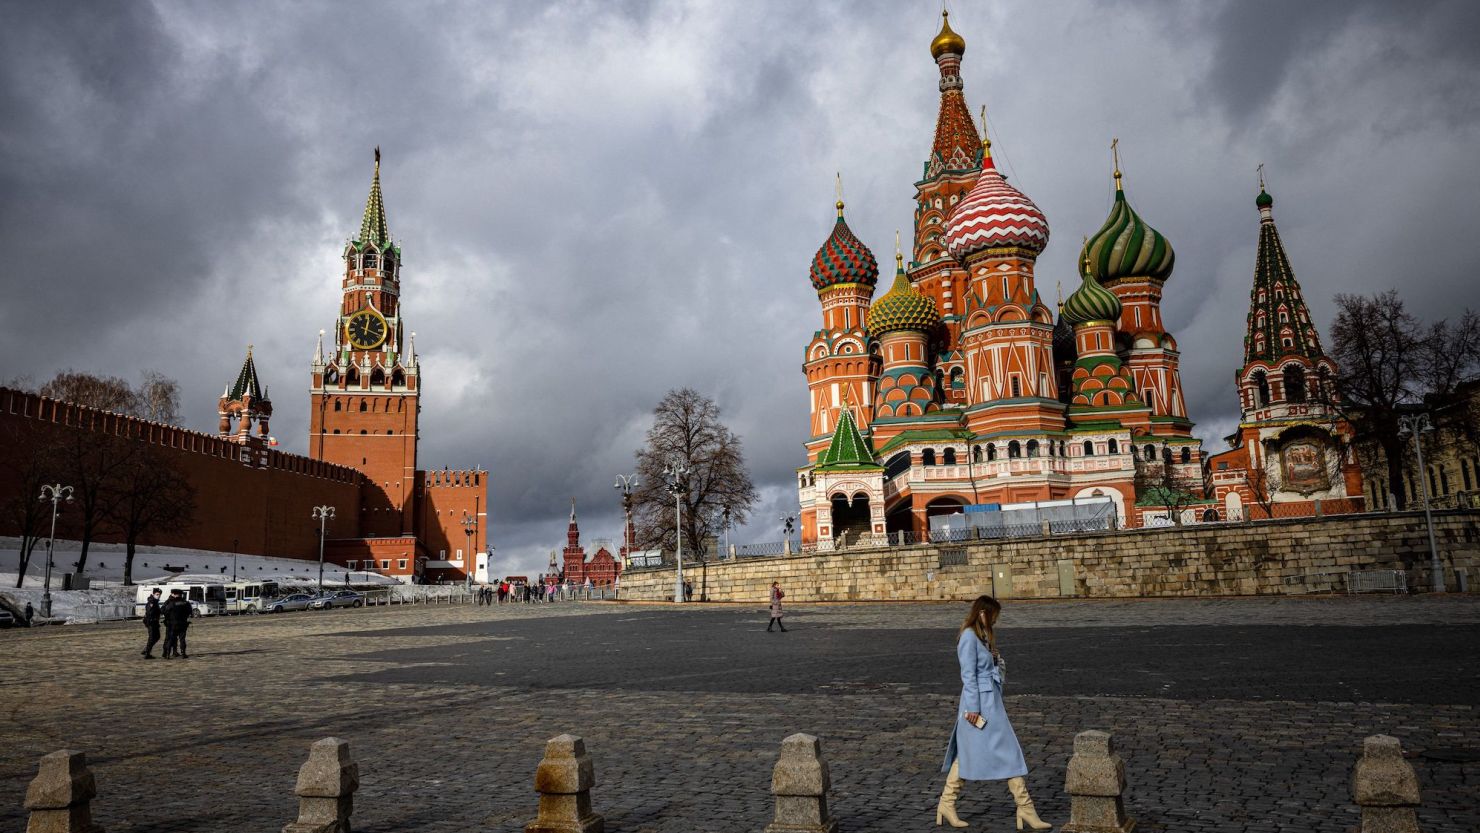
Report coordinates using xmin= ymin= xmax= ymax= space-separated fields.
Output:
xmin=140 ymin=588 xmax=192 ymax=659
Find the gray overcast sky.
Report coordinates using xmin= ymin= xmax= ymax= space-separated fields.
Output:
xmin=2 ymin=1 xmax=1478 ymax=578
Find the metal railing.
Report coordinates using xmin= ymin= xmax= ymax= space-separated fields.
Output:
xmin=1348 ymin=569 xmax=1408 ymax=595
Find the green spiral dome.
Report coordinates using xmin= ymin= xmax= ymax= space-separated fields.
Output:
xmin=1062 ymin=253 xmax=1123 ymax=327
xmin=867 ymin=269 xmax=941 ymax=335
xmin=1085 ymin=186 xmax=1175 ymax=283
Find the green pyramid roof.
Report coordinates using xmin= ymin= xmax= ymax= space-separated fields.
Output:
xmin=228 ymin=348 xmax=265 ymax=402
xmin=816 ymin=406 xmax=878 ymax=470
xmin=358 ymin=147 xmax=390 ymax=248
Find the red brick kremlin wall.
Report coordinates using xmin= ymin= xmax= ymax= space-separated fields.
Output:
xmin=0 ymin=387 xmax=364 ymax=558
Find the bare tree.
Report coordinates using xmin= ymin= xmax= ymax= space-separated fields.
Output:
xmin=631 ymin=388 xmax=758 ymax=560
xmin=39 ymin=371 xmax=138 ymax=413
xmin=1329 ymin=292 xmax=1480 ymax=508
xmin=1133 ymin=459 xmax=1205 ymax=526
xmin=1243 ymin=454 xmax=1278 ymax=521
xmin=136 ymin=371 xmax=182 ymax=424
xmin=1 ymin=423 xmax=64 ymax=587
xmin=36 ymin=371 xmax=147 ymax=575
xmin=108 ymin=447 xmax=196 ymax=585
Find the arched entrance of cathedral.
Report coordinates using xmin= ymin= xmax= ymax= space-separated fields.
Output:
xmin=830 ymin=492 xmax=872 ymax=546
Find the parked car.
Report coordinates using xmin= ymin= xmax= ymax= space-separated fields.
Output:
xmin=263 ymin=594 xmax=316 ymax=613
xmin=309 ymin=591 xmax=364 ymax=610
xmin=0 ymin=609 xmax=15 ymax=628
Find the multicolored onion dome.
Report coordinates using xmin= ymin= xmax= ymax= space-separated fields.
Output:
xmin=944 ymin=155 xmax=1050 ymax=261
xmin=930 ymin=10 xmax=966 ymax=59
xmin=1061 ymin=248 xmax=1123 ymax=327
xmin=868 ymin=267 xmax=941 ymax=335
xmin=810 ymin=202 xmax=880 ymax=292
xmin=1084 ymin=184 xmax=1175 ymax=283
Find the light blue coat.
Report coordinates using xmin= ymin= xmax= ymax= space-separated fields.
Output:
xmin=942 ymin=629 xmax=1028 ymax=781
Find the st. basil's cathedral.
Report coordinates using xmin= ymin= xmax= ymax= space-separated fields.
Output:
xmin=795 ymin=12 xmax=1364 ymax=548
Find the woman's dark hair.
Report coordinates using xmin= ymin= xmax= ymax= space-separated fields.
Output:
xmin=959 ymin=595 xmax=1002 ymax=654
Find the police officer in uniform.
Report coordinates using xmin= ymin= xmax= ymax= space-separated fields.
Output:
xmin=162 ymin=589 xmax=191 ymax=659
xmin=141 ymin=588 xmax=162 ymax=658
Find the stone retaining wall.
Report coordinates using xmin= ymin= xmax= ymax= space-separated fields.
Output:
xmin=620 ymin=511 xmax=1480 ymax=602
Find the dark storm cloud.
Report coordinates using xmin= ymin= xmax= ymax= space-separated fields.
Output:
xmin=3 ymin=1 xmax=1478 ymax=576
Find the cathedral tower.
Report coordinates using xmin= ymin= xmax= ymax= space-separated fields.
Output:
xmin=309 ymin=149 xmax=421 ymax=537
xmin=803 ymin=185 xmax=880 ymax=459
xmin=910 ymin=10 xmax=983 ymax=402
xmin=1082 ymin=146 xmax=1188 ymax=431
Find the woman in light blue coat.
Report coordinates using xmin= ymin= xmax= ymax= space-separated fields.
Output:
xmin=937 ymin=595 xmax=1051 ymax=830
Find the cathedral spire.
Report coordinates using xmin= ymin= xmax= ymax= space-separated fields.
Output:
xmin=358 ymin=146 xmax=389 ymax=247
xmin=925 ymin=8 xmax=981 ymax=178
xmin=1244 ymin=174 xmax=1324 ymax=365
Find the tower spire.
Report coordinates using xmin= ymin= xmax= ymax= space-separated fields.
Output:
xmin=979 ymin=106 xmax=993 ymax=168
xmin=924 ymin=9 xmax=980 ymax=178
xmin=359 ymin=147 xmax=389 ymax=247
xmin=835 ymin=172 xmax=845 ymax=218
xmin=1111 ymin=137 xmax=1122 ymax=192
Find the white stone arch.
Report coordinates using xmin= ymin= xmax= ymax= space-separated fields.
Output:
xmin=1224 ymin=490 xmax=1243 ymax=520
xmin=1074 ymin=486 xmax=1125 ymax=525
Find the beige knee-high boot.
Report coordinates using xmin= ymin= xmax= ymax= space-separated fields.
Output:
xmin=935 ymin=761 xmax=969 ymax=827
xmin=1007 ymin=776 xmax=1052 ymax=830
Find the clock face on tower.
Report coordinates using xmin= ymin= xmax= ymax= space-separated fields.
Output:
xmin=345 ymin=308 xmax=388 ymax=350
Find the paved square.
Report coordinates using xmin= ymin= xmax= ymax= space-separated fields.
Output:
xmin=1 ymin=596 xmax=1477 ymax=832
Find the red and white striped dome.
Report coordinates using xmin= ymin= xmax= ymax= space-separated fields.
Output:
xmin=944 ymin=157 xmax=1050 ymax=260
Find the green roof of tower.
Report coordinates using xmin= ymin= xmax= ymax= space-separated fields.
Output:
xmin=816 ymin=405 xmax=878 ymax=470
xmin=228 ymin=346 xmax=265 ymax=402
xmin=358 ymin=147 xmax=390 ymax=248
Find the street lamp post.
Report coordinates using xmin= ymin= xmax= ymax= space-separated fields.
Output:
xmin=722 ymin=506 xmax=731 ymax=560
xmin=664 ymin=459 xmax=689 ymax=603
xmin=461 ymin=513 xmax=478 ymax=588
xmin=780 ymin=515 xmax=795 ymax=555
xmin=37 ymin=483 xmax=73 ymax=619
xmin=232 ymin=538 xmax=239 ymax=583
xmin=311 ymin=505 xmax=335 ymax=592
xmin=1399 ymin=413 xmax=1443 ymax=592
xmin=614 ymin=474 xmax=638 ymax=557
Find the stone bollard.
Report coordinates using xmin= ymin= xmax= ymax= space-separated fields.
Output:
xmin=1352 ymin=735 xmax=1421 ymax=833
xmin=1062 ymin=730 xmax=1134 ymax=833
xmin=527 ymin=734 xmax=603 ymax=833
xmin=282 ymin=738 xmax=359 ymax=833
xmin=24 ymin=750 xmax=103 ymax=833
xmin=764 ymin=733 xmax=837 ymax=833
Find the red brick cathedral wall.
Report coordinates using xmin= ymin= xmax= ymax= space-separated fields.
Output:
xmin=0 ymin=388 xmax=364 ymax=559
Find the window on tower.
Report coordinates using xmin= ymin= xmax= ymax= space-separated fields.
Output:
xmin=1284 ymin=366 xmax=1307 ymax=403
xmin=1082 ymin=440 xmax=1094 ymax=457
xmin=334 ymin=400 xmax=342 ymax=411
xmin=1008 ymin=441 xmax=1021 ymax=458
xmin=1108 ymin=438 xmax=1118 ymax=454
xmin=1181 ymin=448 xmax=1192 ymax=464
xmin=1027 ymin=440 xmax=1039 ymax=458
xmin=922 ymin=449 xmax=937 ymax=466
xmin=364 ymin=252 xmax=378 ymax=269
xmin=943 ymin=448 xmax=956 ymax=465
xmin=359 ymin=400 xmax=368 ymax=412
xmin=986 ymin=443 xmax=997 ymax=461
xmin=1253 ymin=371 xmax=1270 ymax=406
xmin=1011 ymin=377 xmax=1022 ymax=398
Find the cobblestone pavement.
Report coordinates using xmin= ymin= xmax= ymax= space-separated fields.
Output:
xmin=0 ymin=596 xmax=1476 ymax=833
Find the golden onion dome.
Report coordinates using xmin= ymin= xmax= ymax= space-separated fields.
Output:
xmin=868 ymin=248 xmax=942 ymax=335
xmin=930 ymin=10 xmax=966 ymax=59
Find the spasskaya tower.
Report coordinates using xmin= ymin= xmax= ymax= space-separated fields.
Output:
xmin=309 ymin=148 xmax=421 ymax=538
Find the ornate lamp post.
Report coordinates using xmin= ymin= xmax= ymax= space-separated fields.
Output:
xmin=232 ymin=537 xmax=239 ymax=583
xmin=1398 ymin=413 xmax=1443 ymax=592
xmin=780 ymin=514 xmax=795 ymax=555
xmin=37 ymin=483 xmax=73 ymax=619
xmin=311 ymin=505 xmax=335 ymax=592
xmin=614 ymin=474 xmax=638 ymax=558
xmin=461 ymin=513 xmax=478 ymax=588
xmin=664 ymin=459 xmax=689 ymax=603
